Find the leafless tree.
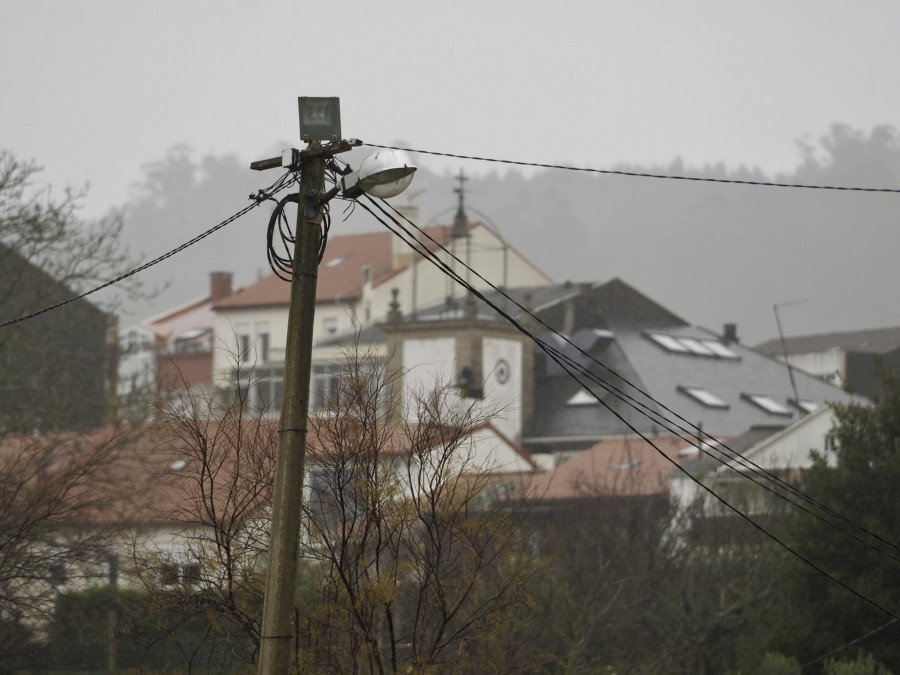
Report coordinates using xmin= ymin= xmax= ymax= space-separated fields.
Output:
xmin=129 ymin=346 xmax=531 ymax=673
xmin=0 ymin=425 xmax=134 ymax=664
xmin=127 ymin=364 xmax=277 ymax=666
xmin=298 ymin=349 xmax=531 ymax=674
xmin=0 ymin=148 xmax=145 ymax=310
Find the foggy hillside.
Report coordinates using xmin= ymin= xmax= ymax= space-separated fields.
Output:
xmin=113 ymin=125 xmax=900 ymax=345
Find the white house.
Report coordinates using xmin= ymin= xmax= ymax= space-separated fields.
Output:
xmin=211 ymin=218 xmax=552 ymax=417
xmin=671 ymin=405 xmax=838 ymax=519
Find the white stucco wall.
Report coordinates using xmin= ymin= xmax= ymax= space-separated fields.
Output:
xmin=212 ymin=307 xmax=290 ymax=386
xmin=785 ymin=350 xmax=845 ymax=387
xmin=402 ymin=337 xmax=456 ymax=421
xmin=732 ymin=406 xmax=836 ymax=471
xmin=366 ymin=225 xmax=551 ymax=320
xmin=482 ymin=337 xmax=523 ymax=442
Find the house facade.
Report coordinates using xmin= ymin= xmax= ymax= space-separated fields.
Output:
xmin=118 ymin=271 xmax=234 ymax=412
xmin=670 ymin=405 xmax=839 ymax=544
xmin=211 ymin=219 xmax=553 ymax=416
xmin=0 ymin=244 xmax=115 ymax=432
xmin=755 ymin=326 xmax=900 ymax=399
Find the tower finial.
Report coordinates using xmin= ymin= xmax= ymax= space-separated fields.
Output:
xmin=451 ymin=169 xmax=469 ymax=239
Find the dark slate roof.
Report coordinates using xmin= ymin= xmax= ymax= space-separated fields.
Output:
xmin=384 ymin=278 xmax=686 ymax=332
xmin=755 ymin=326 xmax=900 ymax=357
xmin=524 ymin=280 xmax=860 ymax=443
xmin=318 ymin=277 xmax=861 ymax=446
xmin=528 ymin=329 xmax=661 ymax=441
xmin=536 ymin=278 xmax=687 ymax=332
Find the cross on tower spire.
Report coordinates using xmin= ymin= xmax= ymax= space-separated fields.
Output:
xmin=451 ymin=169 xmax=470 ymax=240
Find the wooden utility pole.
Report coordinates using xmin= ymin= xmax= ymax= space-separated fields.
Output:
xmin=257 ymin=142 xmax=324 ymax=674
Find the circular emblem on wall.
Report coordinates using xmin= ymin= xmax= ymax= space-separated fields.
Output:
xmin=494 ymin=358 xmax=510 ymax=385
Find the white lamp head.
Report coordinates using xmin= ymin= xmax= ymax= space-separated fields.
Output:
xmin=341 ymin=148 xmax=417 ymax=199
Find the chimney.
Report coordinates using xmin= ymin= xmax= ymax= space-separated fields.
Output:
xmin=210 ymin=272 xmax=233 ymax=303
xmin=723 ymin=323 xmax=738 ymax=344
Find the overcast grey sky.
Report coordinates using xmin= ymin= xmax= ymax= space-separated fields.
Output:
xmin=4 ymin=1 xmax=900 ymax=218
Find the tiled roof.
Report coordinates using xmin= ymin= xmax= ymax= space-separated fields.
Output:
xmin=755 ymin=325 xmax=900 ymax=356
xmin=214 ymin=226 xmax=450 ymax=310
xmin=518 ymin=436 xmax=691 ymax=501
xmin=12 ymin=417 xmax=529 ymax=527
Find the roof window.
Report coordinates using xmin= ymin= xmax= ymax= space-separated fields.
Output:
xmin=648 ymin=333 xmax=740 ymax=359
xmin=678 ymin=385 xmax=729 ymax=408
xmin=742 ymin=393 xmax=793 ymax=416
xmin=790 ymin=398 xmax=820 ymax=414
xmin=567 ymin=389 xmax=598 ymax=406
xmin=649 ymin=333 xmax=690 ymax=353
xmin=325 ymin=256 xmax=347 ymax=268
xmin=679 ymin=337 xmax=716 ymax=356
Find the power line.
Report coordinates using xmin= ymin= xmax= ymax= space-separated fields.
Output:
xmin=358 ymin=196 xmax=900 ymax=624
xmin=368 ymin=196 xmax=900 ymax=566
xmin=0 ymin=171 xmax=298 ymax=330
xmin=802 ymin=619 xmax=899 ymax=671
xmin=363 ymin=143 xmax=900 ymax=194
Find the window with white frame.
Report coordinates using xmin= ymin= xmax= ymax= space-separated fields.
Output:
xmin=256 ymin=322 xmax=271 ymax=362
xmin=742 ymin=393 xmax=793 ymax=416
xmin=235 ymin=324 xmax=251 ymax=363
xmin=232 ymin=365 xmax=284 ymax=415
xmin=790 ymin=398 xmax=820 ymax=414
xmin=322 ymin=316 xmax=338 ymax=338
xmin=567 ymin=389 xmax=598 ymax=406
xmin=678 ymin=385 xmax=729 ymax=408
xmin=311 ymin=363 xmax=340 ymax=411
xmin=648 ymin=333 xmax=740 ymax=359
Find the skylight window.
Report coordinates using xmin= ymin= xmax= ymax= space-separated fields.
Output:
xmin=791 ymin=399 xmax=820 ymax=414
xmin=743 ymin=393 xmax=793 ymax=416
xmin=679 ymin=385 xmax=729 ymax=408
xmin=325 ymin=256 xmax=347 ymax=268
xmin=169 ymin=459 xmax=189 ymax=471
xmin=679 ymin=337 xmax=716 ymax=356
xmin=649 ymin=333 xmax=690 ymax=353
xmin=567 ymin=390 xmax=598 ymax=406
xmin=647 ymin=333 xmax=740 ymax=359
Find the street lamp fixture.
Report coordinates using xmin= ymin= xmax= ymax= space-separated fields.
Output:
xmin=274 ymin=145 xmax=417 ymax=203
xmin=339 ymin=147 xmax=417 ymax=199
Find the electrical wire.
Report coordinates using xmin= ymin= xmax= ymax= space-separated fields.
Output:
xmin=265 ymin=167 xmax=336 ymax=280
xmin=0 ymin=170 xmax=299 ymax=330
xmin=368 ymin=196 xmax=900 ymax=565
xmin=358 ymin=195 xmax=900 ymax=624
xmin=801 ymin=619 xmax=899 ymax=671
xmin=266 ymin=193 xmax=300 ymax=281
xmin=363 ymin=143 xmax=900 ymax=194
